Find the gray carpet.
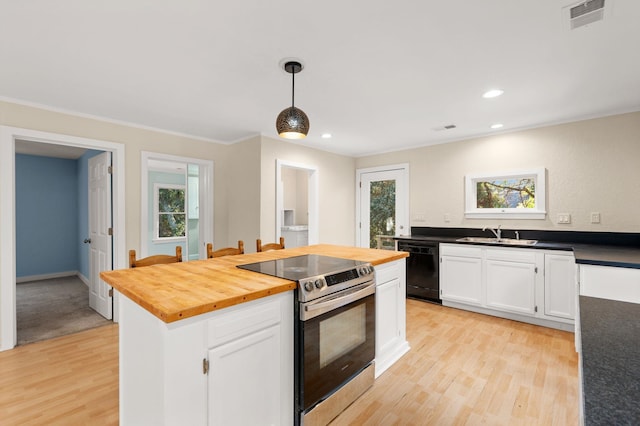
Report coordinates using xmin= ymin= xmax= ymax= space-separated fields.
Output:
xmin=16 ymin=276 xmax=112 ymax=346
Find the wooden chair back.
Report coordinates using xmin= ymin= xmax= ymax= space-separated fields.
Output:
xmin=129 ymin=246 xmax=183 ymax=268
xmin=207 ymin=240 xmax=245 ymax=258
xmin=256 ymin=237 xmax=285 ymax=252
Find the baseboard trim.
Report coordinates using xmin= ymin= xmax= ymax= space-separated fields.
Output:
xmin=442 ymin=300 xmax=575 ymax=332
xmin=77 ymin=273 xmax=90 ymax=287
xmin=16 ymin=271 xmax=79 ymax=284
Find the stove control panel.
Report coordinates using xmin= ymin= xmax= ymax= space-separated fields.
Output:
xmin=298 ymin=263 xmax=375 ymax=301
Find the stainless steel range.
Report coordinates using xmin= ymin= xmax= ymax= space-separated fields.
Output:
xmin=238 ymin=254 xmax=376 ymax=425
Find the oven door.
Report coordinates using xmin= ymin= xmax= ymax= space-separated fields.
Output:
xmin=299 ymin=281 xmax=376 ymax=412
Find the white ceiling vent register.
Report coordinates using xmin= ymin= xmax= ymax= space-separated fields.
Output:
xmin=565 ymin=0 xmax=607 ymax=29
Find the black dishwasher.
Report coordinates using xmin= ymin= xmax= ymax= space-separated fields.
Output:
xmin=397 ymin=240 xmax=440 ymax=303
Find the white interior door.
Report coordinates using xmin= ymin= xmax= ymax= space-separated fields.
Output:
xmin=357 ymin=165 xmax=409 ymax=249
xmin=89 ymin=152 xmax=113 ymax=319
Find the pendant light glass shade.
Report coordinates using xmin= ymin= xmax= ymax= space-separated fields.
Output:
xmin=276 ymin=61 xmax=309 ymax=139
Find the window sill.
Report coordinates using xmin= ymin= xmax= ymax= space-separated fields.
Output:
xmin=465 ymin=210 xmax=546 ymax=220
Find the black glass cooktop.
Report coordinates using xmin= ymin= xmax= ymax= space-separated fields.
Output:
xmin=237 ymin=254 xmax=365 ymax=281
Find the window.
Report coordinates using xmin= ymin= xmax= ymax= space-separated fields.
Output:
xmin=465 ymin=168 xmax=546 ymax=219
xmin=155 ymin=184 xmax=186 ymax=239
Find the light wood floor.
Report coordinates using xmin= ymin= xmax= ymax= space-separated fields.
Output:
xmin=0 ymin=300 xmax=578 ymax=425
xmin=0 ymin=324 xmax=119 ymax=425
xmin=332 ymin=299 xmax=579 ymax=425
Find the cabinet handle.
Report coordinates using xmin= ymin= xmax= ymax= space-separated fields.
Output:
xmin=203 ymin=358 xmax=209 ymax=375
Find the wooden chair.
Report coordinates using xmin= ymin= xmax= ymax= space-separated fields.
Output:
xmin=207 ymin=240 xmax=245 ymax=258
xmin=256 ymin=237 xmax=285 ymax=252
xmin=129 ymin=246 xmax=183 ymax=268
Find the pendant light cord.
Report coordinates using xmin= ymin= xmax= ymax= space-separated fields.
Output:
xmin=291 ymin=70 xmax=295 ymax=108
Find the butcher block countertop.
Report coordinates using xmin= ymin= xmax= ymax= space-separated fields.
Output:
xmin=100 ymin=244 xmax=408 ymax=323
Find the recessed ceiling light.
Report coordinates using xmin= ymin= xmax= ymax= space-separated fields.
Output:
xmin=483 ymin=89 xmax=504 ymax=99
xmin=321 ymin=133 xmax=332 ymax=139
xmin=491 ymin=123 xmax=504 ymax=129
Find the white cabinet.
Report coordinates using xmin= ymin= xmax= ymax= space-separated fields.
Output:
xmin=374 ymin=259 xmax=410 ymax=378
xmin=440 ymin=244 xmax=574 ymax=331
xmin=208 ymin=326 xmax=281 ymax=426
xmin=579 ymin=264 xmax=640 ymax=304
xmin=281 ymin=227 xmax=309 ymax=248
xmin=544 ymin=253 xmax=576 ymax=319
xmin=440 ymin=245 xmax=483 ymax=305
xmin=206 ymin=292 xmax=292 ymax=426
xmin=485 ymin=249 xmax=538 ymax=316
xmin=119 ymin=291 xmax=293 ymax=426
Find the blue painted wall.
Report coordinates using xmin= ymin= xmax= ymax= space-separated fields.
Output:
xmin=16 ymin=154 xmax=80 ymax=278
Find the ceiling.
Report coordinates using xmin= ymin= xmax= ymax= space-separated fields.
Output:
xmin=15 ymin=139 xmax=87 ymax=159
xmin=2 ymin=0 xmax=639 ymax=157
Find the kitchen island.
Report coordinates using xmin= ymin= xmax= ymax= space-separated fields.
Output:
xmin=101 ymin=244 xmax=408 ymax=426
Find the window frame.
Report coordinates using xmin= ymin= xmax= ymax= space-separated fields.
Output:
xmin=153 ymin=183 xmax=187 ymax=241
xmin=464 ymin=168 xmax=546 ymax=220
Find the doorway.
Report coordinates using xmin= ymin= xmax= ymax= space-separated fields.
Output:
xmin=276 ymin=159 xmax=319 ymax=247
xmin=0 ymin=125 xmax=125 ymax=351
xmin=140 ymin=151 xmax=213 ymax=260
xmin=356 ymin=164 xmax=409 ymax=249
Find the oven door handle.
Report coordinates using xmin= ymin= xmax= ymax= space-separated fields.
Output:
xmin=301 ymin=281 xmax=375 ymax=321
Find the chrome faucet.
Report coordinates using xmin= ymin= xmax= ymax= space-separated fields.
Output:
xmin=483 ymin=225 xmax=502 ymax=240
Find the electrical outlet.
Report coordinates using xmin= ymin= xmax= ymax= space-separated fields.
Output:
xmin=591 ymin=212 xmax=601 ymax=224
xmin=444 ymin=213 xmax=451 ymax=223
xmin=557 ymin=213 xmax=571 ymax=224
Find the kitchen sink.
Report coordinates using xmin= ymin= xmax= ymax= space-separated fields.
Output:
xmin=456 ymin=236 xmax=538 ymax=246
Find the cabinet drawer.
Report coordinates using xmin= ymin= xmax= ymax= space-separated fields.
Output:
xmin=375 ymin=260 xmax=401 ymax=285
xmin=208 ymin=297 xmax=282 ymax=347
xmin=440 ymin=244 xmax=482 ymax=258
xmin=485 ymin=247 xmax=537 ymax=263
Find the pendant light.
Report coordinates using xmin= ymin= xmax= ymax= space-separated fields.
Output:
xmin=276 ymin=61 xmax=309 ymax=139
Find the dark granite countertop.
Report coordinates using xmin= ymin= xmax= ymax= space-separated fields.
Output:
xmin=572 ymin=245 xmax=640 ymax=269
xmin=580 ymin=296 xmax=640 ymax=425
xmin=395 ymin=228 xmax=640 ymax=269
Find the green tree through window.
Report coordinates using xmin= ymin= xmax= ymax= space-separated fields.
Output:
xmin=369 ymin=180 xmax=396 ymax=248
xmin=476 ymin=178 xmax=535 ymax=209
xmin=158 ymin=187 xmax=186 ymax=238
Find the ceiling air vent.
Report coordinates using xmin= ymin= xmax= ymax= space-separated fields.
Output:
xmin=569 ymin=0 xmax=605 ymax=29
xmin=432 ymin=124 xmax=457 ymax=132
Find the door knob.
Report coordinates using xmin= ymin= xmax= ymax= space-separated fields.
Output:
xmin=84 ymin=238 xmax=92 ymax=244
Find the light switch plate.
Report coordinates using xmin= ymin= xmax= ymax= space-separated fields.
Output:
xmin=591 ymin=212 xmax=601 ymax=224
xmin=414 ymin=213 xmax=426 ymax=222
xmin=557 ymin=213 xmax=571 ymax=224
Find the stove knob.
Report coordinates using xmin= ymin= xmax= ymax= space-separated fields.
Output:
xmin=314 ymin=279 xmax=323 ymax=289
xmin=304 ymin=281 xmax=314 ymax=292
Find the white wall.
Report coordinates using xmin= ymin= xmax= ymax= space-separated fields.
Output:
xmin=355 ymin=112 xmax=640 ymax=232
xmin=260 ymin=136 xmax=356 ymax=246
xmin=281 ymin=167 xmax=309 ymax=225
xmin=224 ymin=136 xmax=262 ymax=252
xmin=0 ymin=100 xmax=237 ymax=262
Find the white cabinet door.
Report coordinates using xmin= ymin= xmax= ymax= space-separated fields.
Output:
xmin=440 ymin=256 xmax=483 ymax=305
xmin=376 ymin=278 xmax=401 ymax=359
xmin=374 ymin=259 xmax=409 ymax=378
xmin=486 ymin=259 xmax=536 ymax=316
xmin=544 ymin=253 xmax=576 ymax=319
xmin=208 ymin=325 xmax=281 ymax=426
